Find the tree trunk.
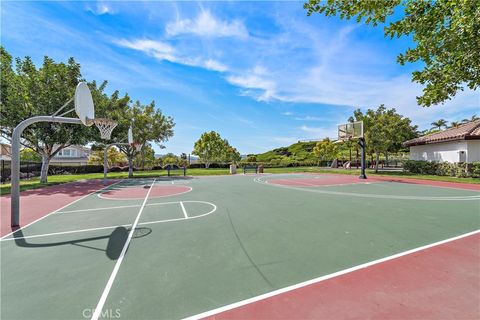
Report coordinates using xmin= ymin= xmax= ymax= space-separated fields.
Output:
xmin=128 ymin=156 xmax=134 ymax=178
xmin=349 ymin=147 xmax=352 ymax=169
xmin=356 ymin=147 xmax=359 ymax=169
xmin=375 ymin=151 xmax=380 ymax=173
xmin=205 ymin=162 xmax=210 ymax=169
xmin=40 ymin=154 xmax=51 ymax=183
xmin=385 ymin=152 xmax=389 ymax=167
xmin=141 ymin=149 xmax=145 ymax=171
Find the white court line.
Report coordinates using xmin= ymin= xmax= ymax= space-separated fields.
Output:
xmin=254 ymin=176 xmax=480 ymax=201
xmin=270 ymin=179 xmax=373 ymax=188
xmin=0 ymin=180 xmax=123 ymax=240
xmin=0 ymin=201 xmax=218 ymax=242
xmin=56 ymin=204 xmax=141 ymax=214
xmin=183 ymin=229 xmax=480 ymax=320
xmin=180 ymin=202 xmax=188 ymax=219
xmin=91 ymin=179 xmax=156 ymax=320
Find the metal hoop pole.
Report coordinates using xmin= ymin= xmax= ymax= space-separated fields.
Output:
xmin=358 ymin=137 xmax=367 ymax=179
xmin=11 ymin=116 xmax=83 ymax=227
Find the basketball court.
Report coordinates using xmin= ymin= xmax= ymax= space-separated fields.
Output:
xmin=1 ymin=173 xmax=479 ymax=319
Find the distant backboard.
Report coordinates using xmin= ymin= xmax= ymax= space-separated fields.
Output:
xmin=338 ymin=121 xmax=363 ymax=141
xmin=128 ymin=127 xmax=133 ymax=144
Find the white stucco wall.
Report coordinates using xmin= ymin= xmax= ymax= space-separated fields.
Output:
xmin=466 ymin=140 xmax=480 ymax=162
xmin=409 ymin=140 xmax=480 ymax=163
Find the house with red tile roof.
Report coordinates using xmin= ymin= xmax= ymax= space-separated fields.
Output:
xmin=403 ymin=120 xmax=480 ymax=163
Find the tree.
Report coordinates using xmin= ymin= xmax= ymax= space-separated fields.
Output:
xmin=128 ymin=101 xmax=175 ymax=173
xmin=88 ymin=147 xmax=126 ymax=167
xmin=349 ymin=105 xmax=418 ymax=173
xmin=134 ymin=144 xmax=156 ymax=169
xmin=161 ymin=153 xmax=178 ymax=166
xmin=19 ymin=148 xmax=41 ymax=162
xmin=304 ymin=0 xmax=480 ymax=107
xmin=192 ymin=131 xmax=228 ymax=168
xmin=96 ymin=97 xmax=175 ymax=178
xmin=462 ymin=115 xmax=479 ymax=123
xmin=222 ymin=140 xmax=241 ymax=164
xmin=246 ymin=154 xmax=257 ymax=162
xmin=450 ymin=121 xmax=461 ymax=128
xmin=431 ymin=119 xmax=448 ymax=130
xmin=313 ymin=138 xmax=338 ymax=165
xmin=0 ymin=47 xmax=100 ymax=183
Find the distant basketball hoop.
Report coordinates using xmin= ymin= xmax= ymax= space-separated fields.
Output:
xmin=131 ymin=142 xmax=142 ymax=152
xmin=337 ymin=121 xmax=367 ymax=179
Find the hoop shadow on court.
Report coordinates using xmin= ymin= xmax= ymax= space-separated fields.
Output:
xmin=11 ymin=227 xmax=152 ymax=260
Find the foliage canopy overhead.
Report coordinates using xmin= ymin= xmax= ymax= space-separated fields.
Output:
xmin=304 ymin=0 xmax=480 ymax=107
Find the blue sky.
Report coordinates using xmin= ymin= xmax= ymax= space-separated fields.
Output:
xmin=2 ymin=1 xmax=479 ymax=155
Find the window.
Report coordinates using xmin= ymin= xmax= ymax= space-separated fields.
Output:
xmin=57 ymin=149 xmax=77 ymax=157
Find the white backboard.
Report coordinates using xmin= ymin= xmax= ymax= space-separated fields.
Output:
xmin=74 ymin=82 xmax=95 ymax=126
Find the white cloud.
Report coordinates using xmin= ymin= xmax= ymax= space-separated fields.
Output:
xmin=115 ymin=38 xmax=228 ymax=72
xmin=166 ymin=10 xmax=248 ymax=39
xmin=294 ymin=116 xmax=323 ymax=121
xmin=116 ymin=39 xmax=176 ymax=61
xmin=226 ymin=66 xmax=276 ymax=101
xmin=204 ymin=59 xmax=228 ymax=72
xmin=87 ymin=1 xmax=116 ymax=15
xmin=282 ymin=111 xmax=293 ymax=116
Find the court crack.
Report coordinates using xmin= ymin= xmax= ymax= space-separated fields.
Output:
xmin=225 ymin=208 xmax=274 ymax=289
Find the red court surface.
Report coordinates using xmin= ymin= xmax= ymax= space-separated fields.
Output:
xmin=371 ymin=176 xmax=480 ymax=191
xmin=0 ymin=180 xmax=117 ymax=237
xmin=267 ymin=173 xmax=480 ymax=191
xmin=204 ymin=233 xmax=480 ymax=320
xmin=98 ymin=185 xmax=192 ymax=200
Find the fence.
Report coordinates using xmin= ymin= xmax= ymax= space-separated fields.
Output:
xmin=0 ymin=160 xmax=104 ymax=183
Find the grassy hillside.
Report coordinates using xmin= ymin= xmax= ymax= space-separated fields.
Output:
xmin=254 ymin=141 xmax=318 ymax=163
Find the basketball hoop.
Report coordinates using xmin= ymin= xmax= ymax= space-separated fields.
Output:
xmin=131 ymin=142 xmax=142 ymax=152
xmin=90 ymin=118 xmax=118 ymax=140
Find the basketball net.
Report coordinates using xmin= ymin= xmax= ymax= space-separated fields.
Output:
xmin=89 ymin=118 xmax=118 ymax=140
xmin=131 ymin=142 xmax=142 ymax=152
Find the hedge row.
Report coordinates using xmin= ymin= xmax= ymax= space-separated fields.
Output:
xmin=48 ymin=164 xmax=104 ymax=174
xmin=403 ymin=160 xmax=480 ymax=178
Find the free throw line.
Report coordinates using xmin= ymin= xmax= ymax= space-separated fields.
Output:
xmin=91 ymin=178 xmax=156 ymax=320
xmin=180 ymin=202 xmax=188 ymax=219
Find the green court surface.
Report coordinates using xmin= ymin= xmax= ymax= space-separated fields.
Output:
xmin=1 ymin=174 xmax=479 ymax=319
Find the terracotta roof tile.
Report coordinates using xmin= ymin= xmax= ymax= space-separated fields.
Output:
xmin=403 ymin=120 xmax=480 ymax=146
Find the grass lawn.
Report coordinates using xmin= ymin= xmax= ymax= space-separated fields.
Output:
xmin=0 ymin=167 xmax=478 ymax=195
xmin=0 ymin=168 xmax=230 ymax=195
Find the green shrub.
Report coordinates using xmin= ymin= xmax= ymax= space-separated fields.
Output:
xmin=472 ymin=162 xmax=480 ymax=178
xmin=436 ymin=162 xmax=456 ymax=176
xmin=403 ymin=160 xmax=437 ymax=175
xmin=404 ymin=160 xmax=478 ymax=178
